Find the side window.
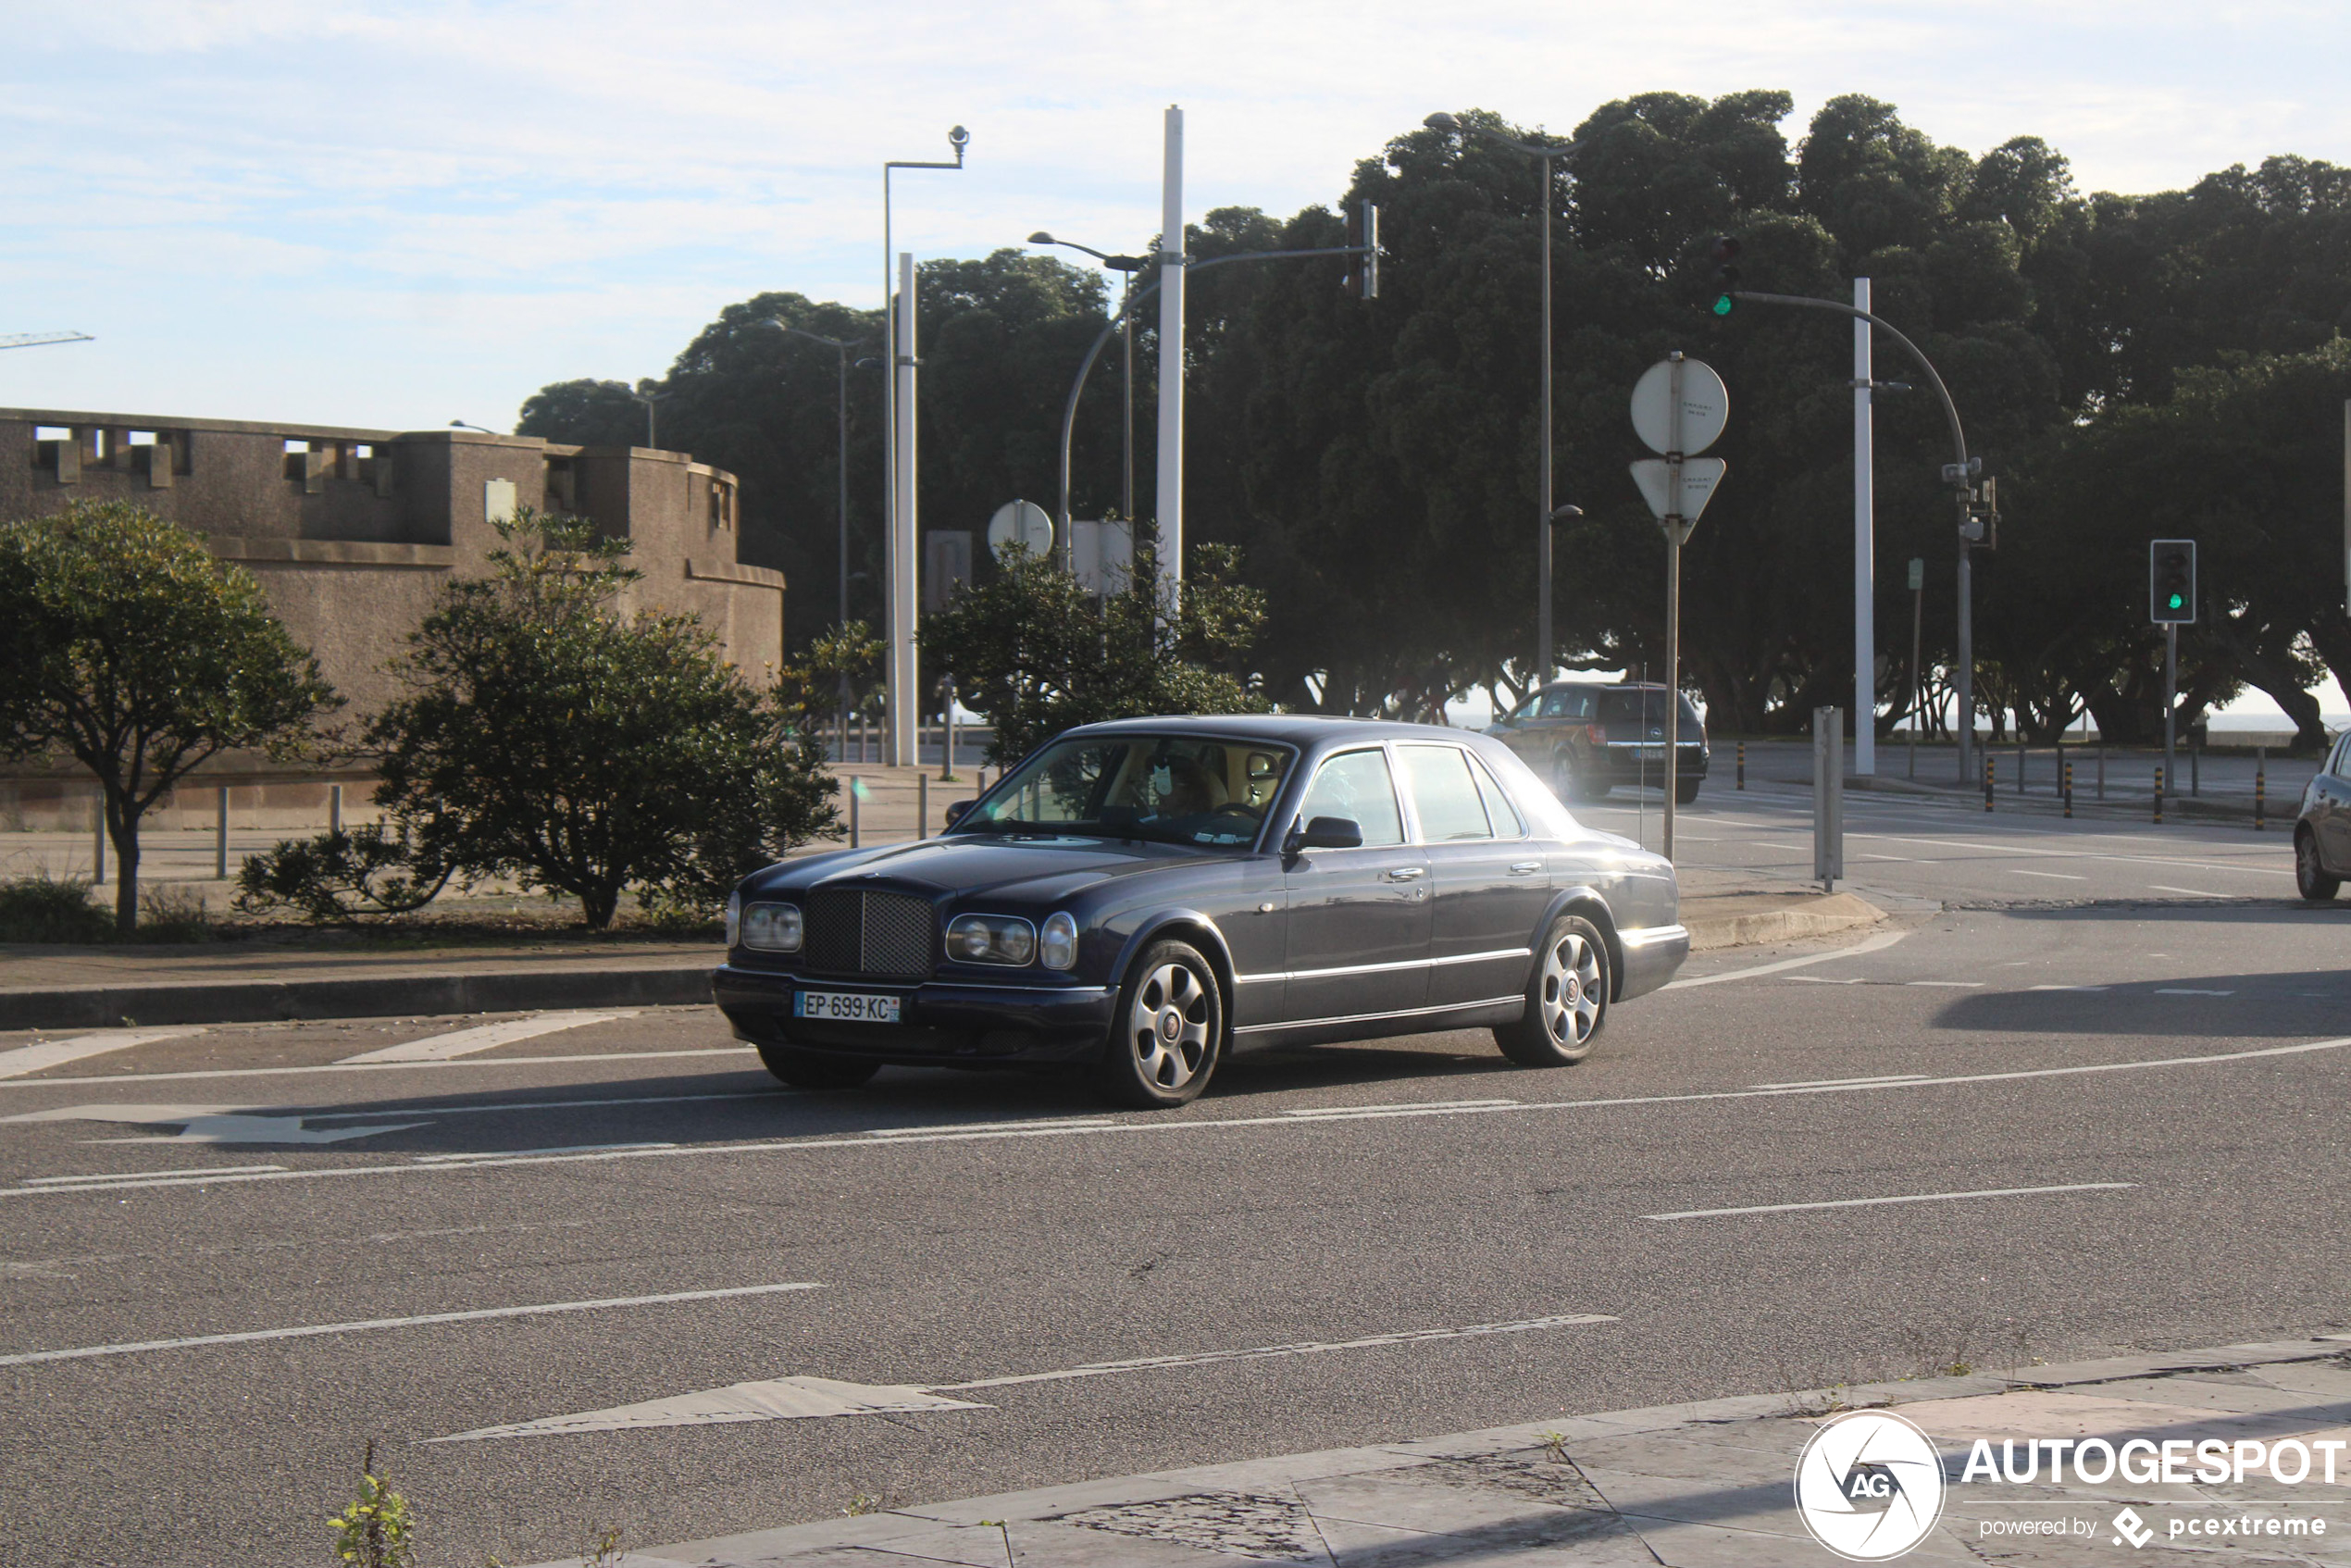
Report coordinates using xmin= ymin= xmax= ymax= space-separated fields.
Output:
xmin=1399 ymin=745 xmax=1493 ymax=841
xmin=2334 ymin=737 xmax=2351 ymax=779
xmin=1467 ymin=754 xmax=1525 ymax=838
xmin=1538 ymin=689 xmax=1574 ymax=718
xmin=1511 ymin=693 xmax=1543 ymax=722
xmin=1296 ymin=750 xmax=1404 ymax=847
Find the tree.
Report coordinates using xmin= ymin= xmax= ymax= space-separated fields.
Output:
xmin=0 ymin=502 xmax=341 ymax=934
xmin=516 ymin=378 xmax=657 ymax=448
xmin=923 ymin=542 xmax=1269 ymax=762
xmin=367 ymin=508 xmax=838 ymax=927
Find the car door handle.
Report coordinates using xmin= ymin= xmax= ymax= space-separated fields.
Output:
xmin=1509 ymin=861 xmax=1543 ymax=876
xmin=1386 ymin=866 xmax=1425 ymax=882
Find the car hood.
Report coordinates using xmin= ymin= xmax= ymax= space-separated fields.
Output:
xmin=746 ymin=833 xmax=1235 ymax=906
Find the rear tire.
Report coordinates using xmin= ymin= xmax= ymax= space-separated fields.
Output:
xmin=1494 ymin=914 xmax=1611 ymax=1067
xmin=2296 ymin=828 xmax=2340 ymax=901
xmin=1098 ymin=940 xmax=1223 ymax=1108
xmin=755 ymin=1040 xmax=881 ymax=1090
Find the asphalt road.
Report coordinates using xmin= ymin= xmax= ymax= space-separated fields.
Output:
xmin=1 ymin=792 xmax=2345 ymax=1566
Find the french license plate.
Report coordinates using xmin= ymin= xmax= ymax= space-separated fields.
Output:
xmin=1640 ymin=745 xmax=1667 ymax=763
xmin=794 ymin=990 xmax=902 ymax=1024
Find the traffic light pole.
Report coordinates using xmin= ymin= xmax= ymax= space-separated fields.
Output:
xmin=1729 ymin=290 xmax=1979 ymax=778
xmin=2165 ymin=622 xmax=2178 ymax=799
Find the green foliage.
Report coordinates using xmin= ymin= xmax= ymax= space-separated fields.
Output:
xmin=366 ymin=507 xmax=839 ymax=928
xmin=234 ymin=825 xmax=453 ymax=922
xmin=0 ymin=502 xmax=341 ymax=935
xmin=0 ymin=875 xmax=111 ymax=943
xmin=134 ymin=884 xmax=214 ymax=943
xmin=924 ymin=541 xmax=1270 ymax=762
xmin=775 ymin=619 xmax=886 ymax=734
xmin=326 ymin=1443 xmax=414 ymax=1568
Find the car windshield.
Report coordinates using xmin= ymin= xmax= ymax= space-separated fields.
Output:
xmin=956 ymin=735 xmax=1296 ymax=847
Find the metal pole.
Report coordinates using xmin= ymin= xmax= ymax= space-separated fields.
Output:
xmin=1537 ymin=150 xmax=1555 ymax=685
xmin=1661 ymin=351 xmax=1686 ymax=861
xmin=849 ymin=776 xmax=861 ymax=848
xmin=1853 ymin=277 xmax=1875 ymax=776
xmin=1122 ymin=283 xmax=1135 ymax=523
xmin=838 ymin=342 xmax=852 ymax=737
xmin=215 ymin=786 xmax=230 ymax=878
xmin=1958 ymin=525 xmax=1973 ymax=782
xmin=889 ymin=253 xmax=920 ymax=767
xmin=2257 ymin=747 xmax=2267 ymax=830
xmin=330 ymin=782 xmax=342 ymax=835
xmin=1663 ymin=537 xmax=1681 ymax=862
xmin=2164 ymin=622 xmax=2178 ymax=799
xmin=1813 ymin=707 xmax=1842 ymax=890
xmin=942 ymin=677 xmax=958 ymax=780
xmin=1908 ymin=577 xmax=1922 ymax=778
xmin=1154 ymin=104 xmax=1186 ymax=612
xmin=918 ymin=773 xmax=929 ymax=840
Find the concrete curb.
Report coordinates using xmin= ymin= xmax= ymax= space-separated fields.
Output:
xmin=0 ymin=964 xmax=714 ymax=1030
xmin=0 ymin=898 xmax=1886 ymax=1030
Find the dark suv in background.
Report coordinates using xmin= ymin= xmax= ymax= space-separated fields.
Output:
xmin=1489 ymin=680 xmax=1709 ymax=804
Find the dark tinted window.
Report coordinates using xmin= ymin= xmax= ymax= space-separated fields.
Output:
xmin=1599 ymin=689 xmax=1703 ymax=735
xmin=1399 ymin=745 xmax=1491 ymax=841
xmin=1298 ymin=749 xmax=1404 ymax=847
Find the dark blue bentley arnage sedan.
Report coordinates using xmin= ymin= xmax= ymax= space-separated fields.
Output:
xmin=713 ymin=715 xmax=1687 ymax=1107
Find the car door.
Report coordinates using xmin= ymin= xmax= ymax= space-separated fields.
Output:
xmin=2320 ymin=738 xmax=2351 ymax=870
xmin=1399 ymin=744 xmax=1550 ymax=1008
xmin=1281 ymin=746 xmax=1431 ymax=1026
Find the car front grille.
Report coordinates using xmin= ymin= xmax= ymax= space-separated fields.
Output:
xmin=802 ymin=889 xmax=934 ymax=980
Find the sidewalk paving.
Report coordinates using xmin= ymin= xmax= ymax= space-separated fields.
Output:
xmin=560 ymin=1334 xmax=2351 ymax=1567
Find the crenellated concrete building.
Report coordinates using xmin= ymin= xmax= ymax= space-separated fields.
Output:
xmin=0 ymin=408 xmax=785 ymax=832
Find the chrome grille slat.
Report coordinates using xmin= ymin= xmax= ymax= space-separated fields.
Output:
xmin=802 ymin=888 xmax=932 ymax=980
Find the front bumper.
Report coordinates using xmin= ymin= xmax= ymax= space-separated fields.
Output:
xmin=711 ymin=964 xmax=1117 ymax=1065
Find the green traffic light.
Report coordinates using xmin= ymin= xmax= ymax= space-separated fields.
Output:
xmin=2168 ymin=593 xmax=2184 ymax=610
xmin=1711 ymin=293 xmax=1735 ymax=317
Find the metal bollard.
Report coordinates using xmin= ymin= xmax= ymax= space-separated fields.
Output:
xmin=2191 ymin=740 xmax=2200 ymax=797
xmin=1735 ymin=740 xmax=1746 ymax=790
xmin=2097 ymin=745 xmax=2106 ymax=800
xmin=2063 ymin=759 xmax=2074 ymax=819
xmin=2255 ymin=748 xmax=2267 ymax=831
xmin=918 ymin=774 xmax=929 ymax=840
xmin=2017 ymin=738 xmax=2027 ymax=794
xmin=2154 ymin=765 xmax=2164 ymax=825
xmin=216 ymin=786 xmax=230 ymax=878
xmin=849 ymin=775 xmax=861 ymax=848
xmin=1984 ymin=753 xmax=1995 ymax=811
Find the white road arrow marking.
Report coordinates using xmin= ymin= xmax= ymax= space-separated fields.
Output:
xmin=3 ymin=1103 xmax=429 ymax=1146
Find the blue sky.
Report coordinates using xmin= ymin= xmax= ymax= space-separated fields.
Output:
xmin=5 ymin=0 xmax=2344 ymax=436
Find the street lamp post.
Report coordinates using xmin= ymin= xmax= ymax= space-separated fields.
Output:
xmin=628 ymin=388 xmax=667 ymax=450
xmin=448 ymin=420 xmax=496 ymax=435
xmin=1030 ymin=232 xmax=1148 ymax=529
xmin=1425 ymin=112 xmax=1572 ymax=687
xmin=770 ymin=320 xmax=870 ymax=742
xmin=882 ymin=127 xmax=969 ymax=767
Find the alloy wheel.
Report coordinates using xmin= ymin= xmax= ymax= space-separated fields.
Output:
xmin=1540 ymin=930 xmax=1603 ymax=1046
xmin=1128 ymin=962 xmax=1212 ymax=1089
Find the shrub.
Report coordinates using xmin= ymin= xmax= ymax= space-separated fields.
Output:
xmin=235 ymin=825 xmax=452 ymax=922
xmin=0 ymin=875 xmax=112 ymax=943
xmin=134 ymin=883 xmax=214 ymax=942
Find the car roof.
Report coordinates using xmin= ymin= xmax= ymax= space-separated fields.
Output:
xmin=1053 ymin=713 xmax=1487 ymax=750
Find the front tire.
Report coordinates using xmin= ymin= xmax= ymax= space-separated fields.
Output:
xmin=1495 ymin=915 xmax=1611 ymax=1067
xmin=2296 ymin=828 xmax=2340 ymax=901
xmin=755 ymin=1040 xmax=881 ymax=1090
xmin=1098 ymin=940 xmax=1223 ymax=1108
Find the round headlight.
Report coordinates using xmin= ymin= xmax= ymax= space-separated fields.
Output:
xmin=945 ymin=914 xmax=1037 ymax=964
xmin=1040 ymin=911 xmax=1078 ymax=970
xmin=742 ymin=902 xmax=802 ymax=952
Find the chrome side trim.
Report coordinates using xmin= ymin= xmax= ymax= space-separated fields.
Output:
xmin=1233 ymin=994 xmax=1524 ymax=1036
xmin=1233 ymin=947 xmax=1530 ymax=986
xmin=1620 ymin=924 xmax=1688 ymax=950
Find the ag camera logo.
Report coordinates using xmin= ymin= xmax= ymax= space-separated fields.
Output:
xmin=1794 ymin=1410 xmax=1947 ymax=1561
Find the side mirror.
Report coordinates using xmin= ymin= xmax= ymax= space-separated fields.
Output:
xmin=943 ymin=800 xmax=974 ymax=826
xmin=1283 ymin=815 xmax=1363 ymax=855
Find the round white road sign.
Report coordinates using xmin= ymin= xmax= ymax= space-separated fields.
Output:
xmin=1629 ymin=358 xmax=1730 ymax=455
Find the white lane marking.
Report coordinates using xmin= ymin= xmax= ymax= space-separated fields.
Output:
xmin=1855 ymin=830 xmax=2295 ymax=879
xmin=1786 ymin=976 xmax=1865 ymax=984
xmin=0 ymin=1029 xmax=205 ymax=1081
xmin=1285 ymin=1098 xmax=1515 ymax=1118
xmin=867 ymin=1115 xmax=1113 ymax=1138
xmin=1906 ymin=980 xmax=1982 ymax=988
xmin=0 ymin=1047 xmax=756 ymax=1091
xmin=2029 ymin=985 xmax=2110 ymax=992
xmin=429 ymin=1312 xmax=1616 ymax=1442
xmin=2009 ymin=869 xmax=2087 ymax=881
xmin=1662 ymin=929 xmax=1909 ymax=989
xmin=431 ymin=1376 xmax=986 ymax=1440
xmin=1644 ymin=1182 xmax=2136 ymax=1221
xmin=1748 ymin=1074 xmax=1927 ymax=1090
xmin=26 ymin=1164 xmax=287 ymax=1188
xmin=0 ymin=1282 xmax=824 ymax=1368
xmin=302 ymin=1090 xmax=786 ymax=1121
xmin=2148 ymin=885 xmax=2228 ymax=899
xmin=2156 ymin=989 xmax=2234 ymax=997
xmin=338 ymin=1011 xmax=637 ymax=1064
xmin=9 ymin=1035 xmax=2346 ymax=1198
xmin=5 ymin=1104 xmax=429 ymax=1146
xmin=934 ymin=1313 xmax=1617 ymax=1392
xmin=414 ymin=1142 xmax=676 ymax=1163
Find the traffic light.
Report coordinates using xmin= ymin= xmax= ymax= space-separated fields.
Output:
xmin=1708 ymin=235 xmax=1742 ymax=315
xmin=1344 ymin=201 xmax=1380 ymax=300
xmin=2150 ymin=539 xmax=2196 ymax=624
